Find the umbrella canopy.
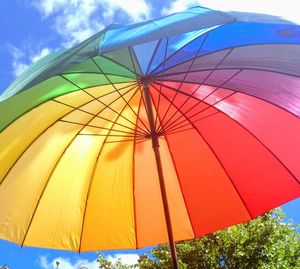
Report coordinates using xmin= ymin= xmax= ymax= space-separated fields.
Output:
xmin=0 ymin=6 xmax=300 ymax=258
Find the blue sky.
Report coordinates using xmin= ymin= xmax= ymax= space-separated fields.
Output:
xmin=0 ymin=0 xmax=300 ymax=268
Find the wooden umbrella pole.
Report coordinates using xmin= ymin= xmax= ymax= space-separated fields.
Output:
xmin=143 ymin=82 xmax=179 ymax=269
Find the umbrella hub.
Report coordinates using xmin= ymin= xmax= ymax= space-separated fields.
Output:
xmin=137 ymin=75 xmax=153 ymax=85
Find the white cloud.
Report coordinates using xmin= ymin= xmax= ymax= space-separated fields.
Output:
xmin=32 ymin=0 xmax=152 ymax=48
xmin=9 ymin=45 xmax=29 ymax=76
xmin=161 ymin=0 xmax=198 ymax=15
xmin=100 ymin=0 xmax=151 ymax=22
xmin=107 ymin=253 xmax=140 ymax=266
xmin=38 ymin=256 xmax=98 ymax=269
xmin=162 ymin=0 xmax=300 ymax=23
xmin=12 ymin=61 xmax=29 ymax=77
xmin=38 ymin=254 xmax=139 ymax=269
xmin=31 ymin=47 xmax=52 ymax=63
xmin=9 ymin=45 xmax=51 ymax=77
xmin=32 ymin=0 xmax=70 ymax=17
xmin=10 ymin=0 xmax=152 ymax=78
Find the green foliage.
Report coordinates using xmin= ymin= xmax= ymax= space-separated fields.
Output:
xmin=98 ymin=209 xmax=300 ymax=268
xmin=97 ymin=254 xmax=138 ymax=269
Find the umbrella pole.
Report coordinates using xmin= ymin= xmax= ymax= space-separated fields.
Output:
xmin=143 ymin=83 xmax=179 ymax=269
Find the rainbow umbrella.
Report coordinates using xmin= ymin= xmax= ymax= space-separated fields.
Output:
xmin=1 ymin=6 xmax=300 ymax=268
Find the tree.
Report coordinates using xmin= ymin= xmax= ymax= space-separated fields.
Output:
xmin=98 ymin=209 xmax=300 ymax=268
xmin=97 ymin=254 xmax=138 ymax=269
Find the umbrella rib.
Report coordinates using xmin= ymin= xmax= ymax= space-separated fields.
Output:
xmin=61 ymin=70 xmax=135 ymax=79
xmin=149 ymin=22 xmax=236 ymax=74
xmin=104 ymin=137 xmax=148 ymax=144
xmin=152 ymin=78 xmax=203 ymax=132
xmin=126 ymin=22 xmax=168 ymax=130
xmin=52 ymin=83 xmax=147 ymax=136
xmin=146 ymin=39 xmax=162 ymax=74
xmin=78 ymin=133 xmax=141 ymax=138
xmin=128 ymin=47 xmax=143 ymax=76
xmin=127 ymin=47 xmax=155 ymax=136
xmin=128 ymin=46 xmax=140 ymax=76
xmin=154 ymin=38 xmax=169 ymax=131
xmin=84 ymin=88 xmax=147 ymax=134
xmin=166 ymin=112 xmax=219 ymax=134
xmin=132 ymin=93 xmax=144 ymax=249
xmin=80 ymin=80 xmax=138 ymax=98
xmin=19 ymin=85 xmax=133 ymax=247
xmin=149 ymin=83 xmax=227 ymax=134
xmin=78 ymin=88 xmax=141 ymax=251
xmin=135 ymin=139 xmax=149 ymax=145
xmin=157 ymin=98 xmax=219 ymax=133
xmin=90 ymin=58 xmax=151 ymax=134
xmin=136 ymin=83 xmax=151 ymax=126
xmin=58 ymin=119 xmax=142 ymax=137
xmin=152 ymin=82 xmax=218 ymax=133
xmin=150 ymin=88 xmax=254 ymax=219
xmin=60 ymin=74 xmax=148 ymax=135
xmin=155 ymin=69 xmax=241 ymax=133
xmin=127 ymin=47 xmax=154 ymax=138
xmin=55 ymin=82 xmax=137 ymax=107
xmin=156 ymin=47 xmax=233 ymax=134
xmin=163 ymin=111 xmax=220 ymax=135
xmin=54 ymin=101 xmax=145 ymax=136
xmin=99 ymin=53 xmax=138 ymax=76
xmin=161 ymin=127 xmax=195 ymax=136
xmin=151 ymin=84 xmax=229 ymax=133
xmin=155 ymin=33 xmax=210 ymax=134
